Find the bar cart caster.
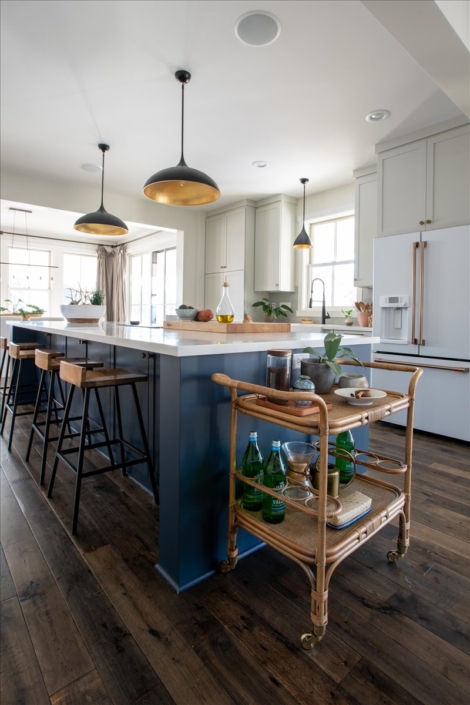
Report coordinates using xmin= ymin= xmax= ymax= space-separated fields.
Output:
xmin=301 ymin=627 xmax=325 ymax=650
xmin=387 ymin=545 xmax=408 ymax=563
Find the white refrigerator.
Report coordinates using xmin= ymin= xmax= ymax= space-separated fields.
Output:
xmin=372 ymin=225 xmax=470 ymax=441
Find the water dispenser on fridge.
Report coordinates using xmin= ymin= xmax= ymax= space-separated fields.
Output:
xmin=379 ymin=296 xmax=411 ymax=344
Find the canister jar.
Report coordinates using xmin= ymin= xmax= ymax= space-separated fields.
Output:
xmin=266 ymin=349 xmax=292 ymax=405
xmin=292 ymin=375 xmax=315 ymax=406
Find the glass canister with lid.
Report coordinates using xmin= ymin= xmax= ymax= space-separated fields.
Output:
xmin=266 ymin=349 xmax=292 ymax=405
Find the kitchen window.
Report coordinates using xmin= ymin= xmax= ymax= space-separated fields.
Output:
xmin=129 ymin=248 xmax=176 ymax=326
xmin=63 ymin=253 xmax=97 ymax=301
xmin=307 ymin=215 xmax=357 ymax=309
xmin=7 ymin=247 xmax=51 ymax=313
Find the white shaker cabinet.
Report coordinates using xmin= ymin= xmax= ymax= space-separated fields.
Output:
xmin=204 ymin=202 xmax=256 ymax=320
xmin=354 ymin=169 xmax=377 ymax=288
xmin=205 ymin=207 xmax=245 ymax=274
xmin=254 ymin=196 xmax=296 ymax=292
xmin=205 ymin=271 xmax=245 ymax=322
xmin=377 ymin=124 xmax=470 ymax=237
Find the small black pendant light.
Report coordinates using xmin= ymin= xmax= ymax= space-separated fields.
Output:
xmin=74 ymin=144 xmax=128 ymax=236
xmin=143 ymin=70 xmax=220 ymax=206
xmin=293 ymin=178 xmax=312 ymax=249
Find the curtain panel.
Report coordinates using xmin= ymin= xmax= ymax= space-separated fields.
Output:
xmin=96 ymin=245 xmax=127 ymax=322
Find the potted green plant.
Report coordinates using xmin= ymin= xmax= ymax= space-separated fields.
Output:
xmin=252 ymin=298 xmax=293 ymax=322
xmin=60 ymin=286 xmax=106 ymax=324
xmin=301 ymin=331 xmax=364 ymax=393
xmin=0 ymin=299 xmax=45 ymax=319
xmin=342 ymin=308 xmax=354 ymax=326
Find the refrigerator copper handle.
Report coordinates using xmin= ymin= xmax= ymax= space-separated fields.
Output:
xmin=419 ymin=241 xmax=427 ymax=345
xmin=374 ymin=358 xmax=469 ymax=373
xmin=411 ymin=242 xmax=418 ymax=344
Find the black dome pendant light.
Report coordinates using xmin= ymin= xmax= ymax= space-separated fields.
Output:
xmin=143 ymin=70 xmax=220 ymax=206
xmin=293 ymin=178 xmax=312 ymax=249
xmin=74 ymin=144 xmax=128 ymax=236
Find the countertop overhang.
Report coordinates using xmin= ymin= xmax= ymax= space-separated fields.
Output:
xmin=7 ymin=320 xmax=379 ymax=357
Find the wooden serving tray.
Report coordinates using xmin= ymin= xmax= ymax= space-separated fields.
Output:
xmin=256 ymin=397 xmax=332 ymax=416
xmin=163 ymin=321 xmax=291 ymax=333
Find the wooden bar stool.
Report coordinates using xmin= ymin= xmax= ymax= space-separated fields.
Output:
xmin=47 ymin=361 xmax=159 ymax=534
xmin=1 ymin=342 xmax=45 ymax=451
xmin=0 ymin=337 xmax=11 ymax=425
xmin=26 ymin=349 xmax=104 ymax=485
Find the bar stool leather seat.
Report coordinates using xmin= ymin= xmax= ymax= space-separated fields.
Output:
xmin=48 ymin=361 xmax=159 ymax=534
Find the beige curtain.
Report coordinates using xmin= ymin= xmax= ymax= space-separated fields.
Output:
xmin=97 ymin=245 xmax=127 ymax=322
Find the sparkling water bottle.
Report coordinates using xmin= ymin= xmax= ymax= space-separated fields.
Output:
xmin=262 ymin=440 xmax=287 ymax=524
xmin=241 ymin=432 xmax=263 ymax=511
xmin=334 ymin=430 xmax=355 ymax=484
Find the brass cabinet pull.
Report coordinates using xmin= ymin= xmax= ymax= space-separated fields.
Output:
xmin=419 ymin=220 xmax=425 ymax=225
xmin=419 ymin=241 xmax=427 ymax=345
xmin=374 ymin=358 xmax=469 ymax=373
xmin=425 ymin=219 xmax=431 ymax=224
xmin=411 ymin=242 xmax=418 ymax=344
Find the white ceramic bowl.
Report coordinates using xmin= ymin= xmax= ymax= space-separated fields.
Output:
xmin=60 ymin=304 xmax=105 ymax=324
xmin=175 ymin=308 xmax=198 ymax=321
xmin=334 ymin=388 xmax=386 ymax=406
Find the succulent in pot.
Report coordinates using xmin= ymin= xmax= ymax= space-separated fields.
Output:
xmin=301 ymin=331 xmax=364 ymax=393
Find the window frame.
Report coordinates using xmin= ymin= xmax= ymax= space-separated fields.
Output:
xmin=6 ymin=246 xmax=52 ymax=314
xmin=128 ymin=246 xmax=177 ymax=326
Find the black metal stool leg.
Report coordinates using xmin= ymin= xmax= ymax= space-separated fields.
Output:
xmin=0 ymin=348 xmax=6 ymax=382
xmin=47 ymin=385 xmax=75 ymax=498
xmin=131 ymin=382 xmax=159 ymax=504
xmin=72 ymin=388 xmax=91 ymax=535
xmin=25 ymin=368 xmax=47 ymax=462
xmin=0 ymin=354 xmax=11 ymax=430
xmin=114 ymin=386 xmax=127 ymax=476
xmin=56 ymin=376 xmax=72 ymax=435
xmin=94 ymin=387 xmax=115 ymax=467
xmin=7 ymin=359 xmax=24 ymax=451
xmin=39 ymin=369 xmax=59 ymax=485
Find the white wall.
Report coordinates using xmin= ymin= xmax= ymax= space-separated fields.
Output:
xmin=0 ymin=171 xmax=206 ymax=309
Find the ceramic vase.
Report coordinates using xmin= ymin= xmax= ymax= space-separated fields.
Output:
xmin=292 ymin=375 xmax=315 ymax=406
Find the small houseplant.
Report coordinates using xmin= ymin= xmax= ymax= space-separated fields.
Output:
xmin=342 ymin=308 xmax=354 ymax=326
xmin=301 ymin=331 xmax=364 ymax=393
xmin=0 ymin=299 xmax=45 ymax=319
xmin=60 ymin=286 xmax=105 ymax=324
xmin=252 ymin=298 xmax=293 ymax=322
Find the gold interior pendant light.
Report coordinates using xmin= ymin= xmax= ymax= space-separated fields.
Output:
xmin=293 ymin=178 xmax=312 ymax=249
xmin=74 ymin=144 xmax=128 ymax=236
xmin=143 ymin=70 xmax=220 ymax=206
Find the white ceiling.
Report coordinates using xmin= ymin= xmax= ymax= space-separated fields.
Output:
xmin=0 ymin=0 xmax=466 ymax=218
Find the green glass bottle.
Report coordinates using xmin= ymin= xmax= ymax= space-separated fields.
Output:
xmin=241 ymin=432 xmax=264 ymax=511
xmin=334 ymin=430 xmax=355 ymax=484
xmin=262 ymin=440 xmax=287 ymax=524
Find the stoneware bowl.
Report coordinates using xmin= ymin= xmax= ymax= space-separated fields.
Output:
xmin=175 ymin=308 xmax=198 ymax=321
xmin=338 ymin=373 xmax=369 ymax=389
xmin=60 ymin=304 xmax=105 ymax=324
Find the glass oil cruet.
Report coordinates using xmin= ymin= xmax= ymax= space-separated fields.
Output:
xmin=216 ymin=278 xmax=235 ymax=323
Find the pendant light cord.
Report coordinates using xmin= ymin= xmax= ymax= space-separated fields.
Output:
xmin=100 ymin=149 xmax=105 ymax=209
xmin=179 ymin=82 xmax=186 ymax=165
xmin=303 ymin=181 xmax=306 ymax=226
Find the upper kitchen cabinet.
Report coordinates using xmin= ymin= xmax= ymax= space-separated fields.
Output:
xmin=205 ymin=206 xmax=246 ymax=274
xmin=353 ymin=167 xmax=377 ymax=288
xmin=377 ymin=124 xmax=470 ymax=237
xmin=204 ymin=202 xmax=256 ymax=320
xmin=254 ymin=195 xmax=296 ymax=292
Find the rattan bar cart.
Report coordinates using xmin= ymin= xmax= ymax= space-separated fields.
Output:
xmin=212 ymin=359 xmax=422 ymax=648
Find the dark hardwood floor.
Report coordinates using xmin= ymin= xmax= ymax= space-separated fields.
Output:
xmin=1 ymin=414 xmax=469 ymax=705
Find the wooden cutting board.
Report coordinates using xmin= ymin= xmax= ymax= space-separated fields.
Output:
xmin=163 ymin=321 xmax=291 ymax=333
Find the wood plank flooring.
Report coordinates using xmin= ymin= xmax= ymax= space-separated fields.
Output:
xmin=1 ymin=416 xmax=469 ymax=705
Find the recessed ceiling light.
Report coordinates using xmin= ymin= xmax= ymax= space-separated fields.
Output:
xmin=235 ymin=11 xmax=281 ymax=47
xmin=81 ymin=163 xmax=103 ymax=172
xmin=252 ymin=161 xmax=267 ymax=168
xmin=366 ymin=110 xmax=390 ymax=122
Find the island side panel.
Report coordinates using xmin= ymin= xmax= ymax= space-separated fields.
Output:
xmin=157 ymin=345 xmax=371 ymax=593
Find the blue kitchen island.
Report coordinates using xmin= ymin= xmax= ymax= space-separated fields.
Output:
xmin=8 ymin=320 xmax=379 ymax=592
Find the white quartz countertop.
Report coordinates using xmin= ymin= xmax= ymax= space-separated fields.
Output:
xmin=8 ymin=320 xmax=379 ymax=357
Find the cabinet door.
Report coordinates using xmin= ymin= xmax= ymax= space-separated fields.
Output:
xmin=255 ymin=202 xmax=281 ymax=291
xmin=377 ymin=141 xmax=426 ymax=237
xmin=354 ymin=174 xmax=376 ymax=287
xmin=426 ymin=126 xmax=470 ymax=230
xmin=225 ymin=208 xmax=245 ymax=272
xmin=205 ymin=214 xmax=226 ymax=274
xmin=205 ymin=271 xmax=245 ymax=322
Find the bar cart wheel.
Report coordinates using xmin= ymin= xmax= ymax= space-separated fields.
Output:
xmin=387 ymin=550 xmax=401 ymax=563
xmin=301 ymin=631 xmax=323 ymax=649
xmin=218 ymin=559 xmax=233 ymax=573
